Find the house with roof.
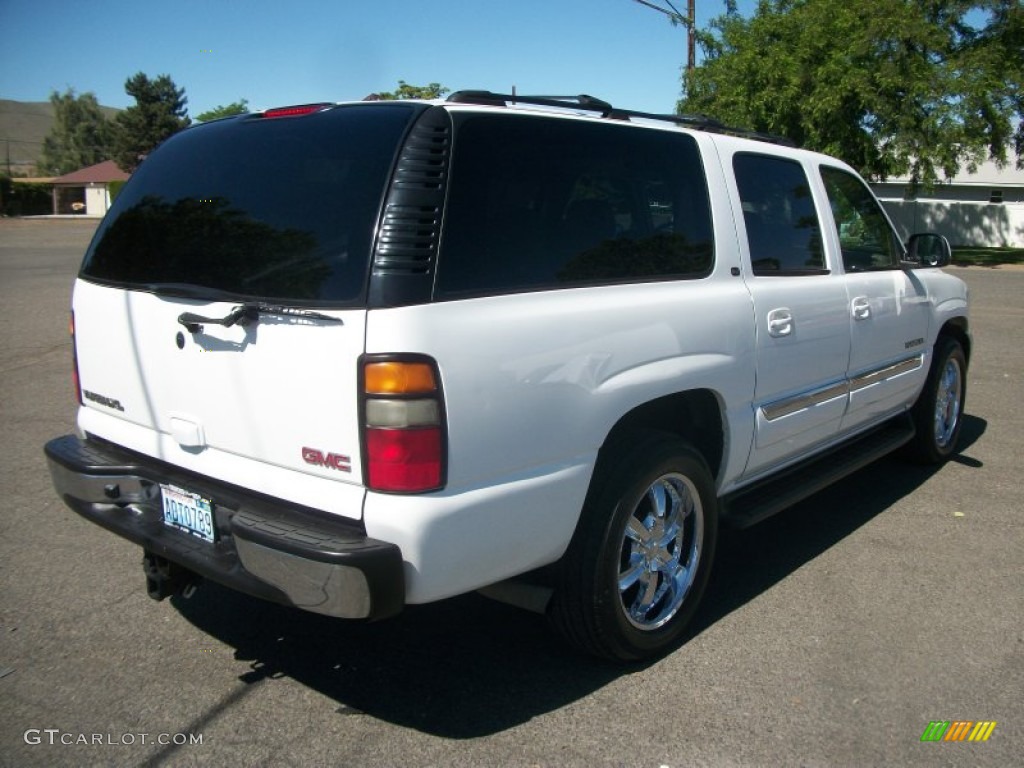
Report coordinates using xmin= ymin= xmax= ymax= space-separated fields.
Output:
xmin=872 ymin=158 xmax=1024 ymax=247
xmin=47 ymin=160 xmax=130 ymax=216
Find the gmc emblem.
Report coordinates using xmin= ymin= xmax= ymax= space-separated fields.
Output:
xmin=301 ymin=446 xmax=351 ymax=472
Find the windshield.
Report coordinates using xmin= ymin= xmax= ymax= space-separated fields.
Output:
xmin=81 ymin=103 xmax=419 ymax=304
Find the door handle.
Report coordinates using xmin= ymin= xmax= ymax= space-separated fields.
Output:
xmin=767 ymin=308 xmax=793 ymax=337
xmin=852 ymin=296 xmax=871 ymax=321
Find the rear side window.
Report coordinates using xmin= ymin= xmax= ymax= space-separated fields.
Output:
xmin=81 ymin=104 xmax=418 ymax=304
xmin=734 ymin=153 xmax=826 ymax=276
xmin=435 ymin=115 xmax=713 ymax=297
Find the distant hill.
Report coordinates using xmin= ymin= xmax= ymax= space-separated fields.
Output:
xmin=0 ymin=98 xmax=121 ymax=176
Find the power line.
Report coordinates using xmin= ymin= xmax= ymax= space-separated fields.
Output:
xmin=632 ymin=0 xmax=696 ymax=73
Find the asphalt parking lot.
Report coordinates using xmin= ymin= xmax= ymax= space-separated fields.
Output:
xmin=1 ymin=217 xmax=1021 ymax=767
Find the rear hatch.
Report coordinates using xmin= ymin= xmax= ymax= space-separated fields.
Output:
xmin=73 ymin=102 xmax=422 ymax=517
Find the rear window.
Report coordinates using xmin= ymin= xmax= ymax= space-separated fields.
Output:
xmin=435 ymin=114 xmax=714 ymax=297
xmin=81 ymin=103 xmax=418 ymax=304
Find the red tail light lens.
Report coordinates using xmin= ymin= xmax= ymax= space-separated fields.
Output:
xmin=362 ymin=357 xmax=446 ymax=493
xmin=365 ymin=428 xmax=443 ymax=492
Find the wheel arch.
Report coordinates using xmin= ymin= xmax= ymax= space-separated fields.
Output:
xmin=938 ymin=316 xmax=971 ymax=366
xmin=601 ymin=389 xmax=725 ymax=482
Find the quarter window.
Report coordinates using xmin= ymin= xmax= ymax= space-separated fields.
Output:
xmin=436 ymin=115 xmax=714 ymax=297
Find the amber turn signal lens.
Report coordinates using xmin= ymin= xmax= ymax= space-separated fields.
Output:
xmin=364 ymin=362 xmax=437 ymax=395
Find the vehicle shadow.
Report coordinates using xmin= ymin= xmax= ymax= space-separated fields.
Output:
xmin=691 ymin=414 xmax=986 ymax=635
xmin=171 ymin=415 xmax=987 ymax=739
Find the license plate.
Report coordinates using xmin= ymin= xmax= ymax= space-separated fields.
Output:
xmin=161 ymin=484 xmax=216 ymax=543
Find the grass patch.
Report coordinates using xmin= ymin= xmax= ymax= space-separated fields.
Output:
xmin=951 ymin=246 xmax=1024 ymax=267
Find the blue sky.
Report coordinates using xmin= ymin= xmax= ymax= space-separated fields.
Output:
xmin=0 ymin=0 xmax=757 ymax=116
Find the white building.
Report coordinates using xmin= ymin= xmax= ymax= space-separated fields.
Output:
xmin=872 ymin=158 xmax=1024 ymax=247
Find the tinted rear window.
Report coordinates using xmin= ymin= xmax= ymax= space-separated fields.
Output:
xmin=436 ymin=114 xmax=714 ymax=297
xmin=81 ymin=104 xmax=417 ymax=304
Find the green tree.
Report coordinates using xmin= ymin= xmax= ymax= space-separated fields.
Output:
xmin=37 ymin=89 xmax=113 ymax=175
xmin=112 ymin=73 xmax=191 ymax=172
xmin=369 ymin=80 xmax=450 ymax=100
xmin=956 ymin=1 xmax=1024 ymax=167
xmin=195 ymin=99 xmax=249 ymax=122
xmin=681 ymin=0 xmax=1023 ymax=187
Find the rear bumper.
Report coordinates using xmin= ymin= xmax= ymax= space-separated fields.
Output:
xmin=43 ymin=435 xmax=404 ymax=620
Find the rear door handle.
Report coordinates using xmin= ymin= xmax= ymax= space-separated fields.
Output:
xmin=767 ymin=308 xmax=793 ymax=337
xmin=852 ymin=296 xmax=871 ymax=321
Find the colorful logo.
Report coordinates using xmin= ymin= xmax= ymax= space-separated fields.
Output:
xmin=920 ymin=721 xmax=997 ymax=742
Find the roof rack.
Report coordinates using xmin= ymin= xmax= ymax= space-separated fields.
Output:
xmin=445 ymin=90 xmax=795 ymax=147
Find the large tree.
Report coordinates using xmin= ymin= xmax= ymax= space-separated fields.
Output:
xmin=681 ymin=0 xmax=1023 ymax=187
xmin=195 ymin=99 xmax=249 ymax=122
xmin=112 ymin=73 xmax=190 ymax=172
xmin=37 ymin=89 xmax=113 ymax=175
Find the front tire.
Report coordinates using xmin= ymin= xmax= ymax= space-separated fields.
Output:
xmin=549 ymin=433 xmax=718 ymax=661
xmin=907 ymin=336 xmax=967 ymax=464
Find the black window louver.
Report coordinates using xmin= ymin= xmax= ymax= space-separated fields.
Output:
xmin=373 ymin=109 xmax=451 ymax=276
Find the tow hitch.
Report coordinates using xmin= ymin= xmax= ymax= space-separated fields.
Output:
xmin=142 ymin=550 xmax=200 ymax=600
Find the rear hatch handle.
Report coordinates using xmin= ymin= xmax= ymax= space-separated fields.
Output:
xmin=178 ymin=303 xmax=343 ymax=334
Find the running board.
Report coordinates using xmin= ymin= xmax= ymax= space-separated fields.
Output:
xmin=720 ymin=416 xmax=916 ymax=529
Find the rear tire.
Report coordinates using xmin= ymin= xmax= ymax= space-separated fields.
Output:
xmin=907 ymin=336 xmax=967 ymax=464
xmin=549 ymin=433 xmax=717 ymax=661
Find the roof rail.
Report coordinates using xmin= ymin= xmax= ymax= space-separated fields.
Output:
xmin=447 ymin=91 xmax=615 ymax=117
xmin=445 ymin=90 xmax=795 ymax=147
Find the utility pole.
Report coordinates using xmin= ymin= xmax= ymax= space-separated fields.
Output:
xmin=632 ymin=0 xmax=696 ymax=73
xmin=687 ymin=0 xmax=695 ymax=72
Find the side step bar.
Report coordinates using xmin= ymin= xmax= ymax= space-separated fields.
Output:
xmin=720 ymin=416 xmax=916 ymax=529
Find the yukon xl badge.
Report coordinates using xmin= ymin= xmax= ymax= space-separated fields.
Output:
xmin=301 ymin=447 xmax=351 ymax=473
xmin=82 ymin=389 xmax=125 ymax=412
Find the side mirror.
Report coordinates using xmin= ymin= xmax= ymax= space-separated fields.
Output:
xmin=905 ymin=233 xmax=952 ymax=268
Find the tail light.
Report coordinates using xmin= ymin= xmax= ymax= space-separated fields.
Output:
xmin=361 ymin=357 xmax=446 ymax=493
xmin=70 ymin=311 xmax=82 ymax=405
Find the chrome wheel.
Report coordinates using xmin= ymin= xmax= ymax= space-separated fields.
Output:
xmin=549 ymin=434 xmax=717 ymax=660
xmin=933 ymin=355 xmax=963 ymax=449
xmin=618 ymin=472 xmax=704 ymax=631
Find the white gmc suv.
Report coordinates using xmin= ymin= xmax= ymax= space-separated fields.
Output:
xmin=45 ymin=91 xmax=970 ymax=660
